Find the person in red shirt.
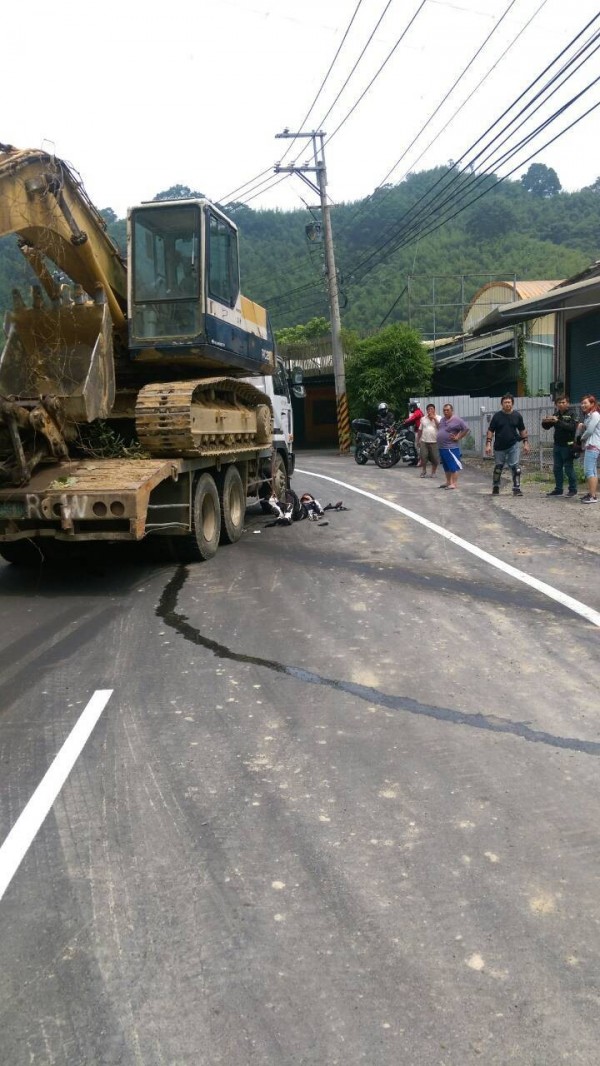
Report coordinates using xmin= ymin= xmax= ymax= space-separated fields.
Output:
xmin=403 ymin=402 xmax=424 ymax=435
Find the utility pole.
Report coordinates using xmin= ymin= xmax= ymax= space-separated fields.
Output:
xmin=275 ymin=130 xmax=350 ymax=454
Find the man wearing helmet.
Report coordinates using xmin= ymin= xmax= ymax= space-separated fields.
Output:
xmin=402 ymin=401 xmax=424 ymax=448
xmin=375 ymin=402 xmax=395 ymax=431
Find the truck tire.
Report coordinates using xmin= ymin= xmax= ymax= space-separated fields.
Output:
xmin=0 ymin=539 xmax=43 ymax=566
xmin=272 ymin=452 xmax=288 ymax=501
xmin=218 ymin=464 xmax=245 ymax=544
xmin=173 ymin=472 xmax=221 ymax=562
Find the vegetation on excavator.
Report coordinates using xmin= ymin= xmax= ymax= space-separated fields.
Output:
xmin=76 ymin=421 xmax=149 ymax=461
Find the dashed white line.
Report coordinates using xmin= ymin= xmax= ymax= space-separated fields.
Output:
xmin=297 ymin=468 xmax=600 ymax=629
xmin=0 ymin=689 xmax=113 ymax=903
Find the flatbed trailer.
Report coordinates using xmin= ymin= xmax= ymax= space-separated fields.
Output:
xmin=0 ymin=445 xmax=282 ymax=562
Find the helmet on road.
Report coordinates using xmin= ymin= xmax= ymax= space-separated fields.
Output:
xmin=408 ymin=402 xmax=419 ymax=412
xmin=377 ymin=402 xmax=389 ymax=414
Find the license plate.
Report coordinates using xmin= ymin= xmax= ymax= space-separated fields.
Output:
xmin=0 ymin=501 xmax=26 ymax=518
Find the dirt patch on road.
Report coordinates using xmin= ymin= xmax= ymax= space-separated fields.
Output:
xmin=464 ymin=458 xmax=600 ymax=556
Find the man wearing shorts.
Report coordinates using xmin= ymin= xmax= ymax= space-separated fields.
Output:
xmin=437 ymin=403 xmax=470 ymax=489
xmin=485 ymin=394 xmax=530 ymax=496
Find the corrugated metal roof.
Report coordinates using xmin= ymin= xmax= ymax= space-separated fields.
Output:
xmin=472 ymin=275 xmax=600 ymax=335
xmin=464 ymin=280 xmax=562 ymax=332
xmin=468 ymin=279 xmax=562 ymax=305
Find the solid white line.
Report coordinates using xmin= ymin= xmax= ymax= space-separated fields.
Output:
xmin=297 ymin=468 xmax=600 ymax=629
xmin=0 ymin=689 xmax=113 ymax=903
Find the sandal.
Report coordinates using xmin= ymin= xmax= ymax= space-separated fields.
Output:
xmin=419 ymin=473 xmax=427 ymax=478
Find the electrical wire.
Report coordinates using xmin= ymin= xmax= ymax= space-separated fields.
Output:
xmin=279 ymin=0 xmax=366 ymax=166
xmin=234 ymin=172 xmax=292 ymax=207
xmin=344 ymin=17 xmax=600 ymax=282
xmin=374 ymin=94 xmax=600 ymax=322
xmin=309 ymin=0 xmax=395 ymax=137
xmin=218 ymin=167 xmax=273 ymax=204
xmin=357 ymin=63 xmax=600 ymax=278
xmin=218 ymin=0 xmax=368 ymax=201
xmin=345 ymin=0 xmax=539 ymax=230
xmin=322 ymin=0 xmax=429 ymax=147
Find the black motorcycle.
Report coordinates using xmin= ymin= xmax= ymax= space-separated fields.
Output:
xmin=352 ymin=419 xmax=387 ymax=465
xmin=374 ymin=423 xmax=419 ymax=468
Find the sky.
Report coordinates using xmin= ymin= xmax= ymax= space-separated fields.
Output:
xmin=1 ymin=0 xmax=600 ymax=218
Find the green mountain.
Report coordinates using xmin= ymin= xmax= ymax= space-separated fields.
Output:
xmin=1 ymin=165 xmax=598 ymax=340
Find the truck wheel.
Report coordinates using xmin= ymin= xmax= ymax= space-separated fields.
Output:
xmin=218 ymin=465 xmax=245 ymax=544
xmin=0 ymin=539 xmax=43 ymax=566
xmin=174 ymin=472 xmax=221 ymax=562
xmin=272 ymin=453 xmax=288 ymax=501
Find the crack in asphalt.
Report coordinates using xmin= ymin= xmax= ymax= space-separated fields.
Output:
xmin=157 ymin=566 xmax=600 ymax=757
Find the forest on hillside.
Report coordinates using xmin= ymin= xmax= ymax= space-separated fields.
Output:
xmin=0 ymin=163 xmax=598 ymax=339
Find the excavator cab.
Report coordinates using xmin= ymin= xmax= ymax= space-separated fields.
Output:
xmin=128 ymin=200 xmax=273 ymax=374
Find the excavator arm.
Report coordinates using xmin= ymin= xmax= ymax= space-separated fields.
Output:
xmin=0 ymin=145 xmax=127 ymax=483
xmin=0 ymin=144 xmax=127 ymax=324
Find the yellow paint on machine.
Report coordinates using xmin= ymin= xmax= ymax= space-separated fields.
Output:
xmin=241 ymin=296 xmax=267 ymax=333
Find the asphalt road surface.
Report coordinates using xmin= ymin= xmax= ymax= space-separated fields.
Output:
xmin=1 ymin=452 xmax=599 ymax=1066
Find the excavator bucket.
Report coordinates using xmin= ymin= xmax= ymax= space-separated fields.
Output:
xmin=0 ymin=297 xmax=115 ymax=423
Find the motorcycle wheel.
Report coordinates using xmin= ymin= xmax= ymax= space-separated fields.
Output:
xmin=375 ymin=446 xmax=395 ymax=469
xmin=354 ymin=447 xmax=369 ymax=465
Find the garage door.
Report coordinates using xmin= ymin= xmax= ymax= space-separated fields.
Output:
xmin=568 ymin=311 xmax=600 ymax=401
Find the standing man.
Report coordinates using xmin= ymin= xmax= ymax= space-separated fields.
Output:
xmin=485 ymin=394 xmax=530 ymax=496
xmin=541 ymin=395 xmax=579 ymax=497
xmin=437 ymin=403 xmax=470 ymax=490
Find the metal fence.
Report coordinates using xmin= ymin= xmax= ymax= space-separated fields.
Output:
xmin=414 ymin=395 xmax=559 ymax=469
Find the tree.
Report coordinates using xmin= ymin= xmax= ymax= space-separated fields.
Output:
xmin=466 ymin=201 xmax=517 ymax=240
xmin=345 ymin=323 xmax=432 ymax=421
xmin=520 ymin=163 xmax=561 ymax=198
xmin=99 ymin=207 xmax=117 ymax=225
xmin=275 ymin=316 xmax=330 ymax=345
xmin=153 ymin=184 xmax=204 ymax=201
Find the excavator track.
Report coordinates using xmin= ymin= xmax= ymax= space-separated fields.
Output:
xmin=135 ymin=377 xmax=273 ymax=458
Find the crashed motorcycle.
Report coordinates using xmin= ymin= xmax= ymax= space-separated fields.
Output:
xmin=375 ymin=424 xmax=419 ymax=468
xmin=352 ymin=419 xmax=387 ymax=465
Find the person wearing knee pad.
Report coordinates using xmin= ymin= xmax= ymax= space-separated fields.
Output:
xmin=485 ymin=394 xmax=530 ymax=496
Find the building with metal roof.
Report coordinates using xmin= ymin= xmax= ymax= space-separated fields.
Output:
xmin=472 ymin=264 xmax=600 ymax=400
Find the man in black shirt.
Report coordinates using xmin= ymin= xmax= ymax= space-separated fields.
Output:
xmin=485 ymin=394 xmax=530 ymax=496
xmin=541 ymin=395 xmax=579 ymax=496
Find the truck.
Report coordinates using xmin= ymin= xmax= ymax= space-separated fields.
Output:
xmin=0 ymin=145 xmax=301 ymax=563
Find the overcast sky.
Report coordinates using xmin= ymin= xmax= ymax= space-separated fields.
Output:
xmin=2 ymin=0 xmax=599 ymax=217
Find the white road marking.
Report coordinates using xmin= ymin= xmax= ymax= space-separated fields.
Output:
xmin=296 ymin=468 xmax=600 ymax=629
xmin=0 ymin=689 xmax=113 ymax=903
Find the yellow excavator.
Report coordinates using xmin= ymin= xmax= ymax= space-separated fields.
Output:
xmin=0 ymin=145 xmax=295 ymax=562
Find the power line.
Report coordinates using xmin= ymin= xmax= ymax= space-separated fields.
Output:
xmin=357 ymin=62 xmax=600 ymax=277
xmin=311 ymin=0 xmax=395 ymax=136
xmin=234 ymin=172 xmax=292 ymax=207
xmin=374 ymin=93 xmax=600 ymax=323
xmin=323 ymin=0 xmax=429 ymax=147
xmin=218 ymin=167 xmax=272 ymax=204
xmin=338 ymin=6 xmax=599 ymax=270
xmin=345 ymin=0 xmax=537 ymax=230
xmin=344 ymin=17 xmax=600 ymax=282
xmin=280 ymin=0 xmax=366 ymax=166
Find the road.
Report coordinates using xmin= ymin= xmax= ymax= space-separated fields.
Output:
xmin=1 ymin=452 xmax=599 ymax=1066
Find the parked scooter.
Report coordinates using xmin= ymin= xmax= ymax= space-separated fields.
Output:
xmin=375 ymin=423 xmax=419 ymax=468
xmin=352 ymin=419 xmax=387 ymax=465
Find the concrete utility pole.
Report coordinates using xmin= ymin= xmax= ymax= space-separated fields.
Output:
xmin=275 ymin=130 xmax=350 ymax=453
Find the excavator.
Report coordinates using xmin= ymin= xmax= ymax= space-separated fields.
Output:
xmin=0 ymin=145 xmax=297 ymax=562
